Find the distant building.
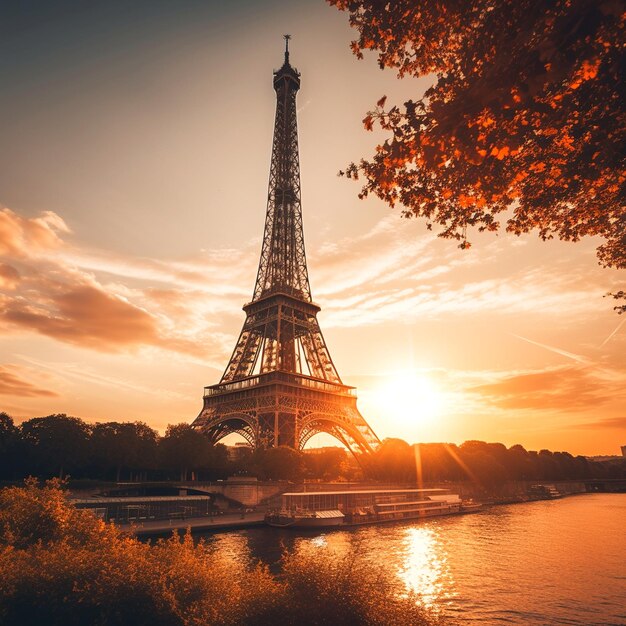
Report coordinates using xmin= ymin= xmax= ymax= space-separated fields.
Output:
xmin=303 ymin=446 xmax=346 ymax=455
xmin=621 ymin=445 xmax=626 ymax=457
xmin=226 ymin=442 xmax=252 ymax=462
xmin=586 ymin=455 xmax=620 ymax=462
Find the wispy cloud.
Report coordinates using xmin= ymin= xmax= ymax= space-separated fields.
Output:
xmin=0 ymin=364 xmax=58 ymax=398
xmin=569 ymin=416 xmax=626 ymax=430
xmin=306 ymin=215 xmax=619 ymax=328
xmin=0 ymin=207 xmax=239 ymax=360
xmin=599 ymin=317 xmax=626 ymax=348
xmin=17 ymin=354 xmax=187 ymax=401
xmin=466 ymin=364 xmax=624 ymax=412
xmin=511 ymin=334 xmax=591 ymax=364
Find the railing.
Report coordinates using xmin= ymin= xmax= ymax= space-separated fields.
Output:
xmin=204 ymin=371 xmax=356 ymax=398
xmin=204 ymin=375 xmax=261 ymax=396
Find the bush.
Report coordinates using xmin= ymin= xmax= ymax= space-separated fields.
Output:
xmin=0 ymin=480 xmax=444 ymax=626
xmin=266 ymin=544 xmax=444 ymax=626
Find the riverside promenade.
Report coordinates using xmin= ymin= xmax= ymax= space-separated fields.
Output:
xmin=119 ymin=510 xmax=266 ymax=538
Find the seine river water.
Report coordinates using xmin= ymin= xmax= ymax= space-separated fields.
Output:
xmin=198 ymin=494 xmax=625 ymax=625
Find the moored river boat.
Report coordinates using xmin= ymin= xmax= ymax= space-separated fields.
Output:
xmin=265 ymin=488 xmax=481 ymax=529
xmin=265 ymin=509 xmax=345 ymax=528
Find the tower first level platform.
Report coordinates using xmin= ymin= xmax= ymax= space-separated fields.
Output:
xmin=195 ymin=370 xmax=378 ymax=453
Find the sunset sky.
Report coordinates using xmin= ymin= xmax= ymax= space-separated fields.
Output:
xmin=1 ymin=0 xmax=624 ymax=455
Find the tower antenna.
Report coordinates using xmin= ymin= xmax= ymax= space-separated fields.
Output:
xmin=284 ymin=34 xmax=291 ymax=63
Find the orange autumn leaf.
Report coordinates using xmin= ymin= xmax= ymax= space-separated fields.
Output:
xmin=490 ymin=146 xmax=510 ymax=159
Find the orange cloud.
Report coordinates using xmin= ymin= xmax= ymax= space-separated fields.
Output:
xmin=0 ymin=207 xmax=234 ymax=358
xmin=0 ymin=364 xmax=58 ymax=398
xmin=1 ymin=285 xmax=160 ymax=351
xmin=570 ymin=417 xmax=626 ymax=430
xmin=466 ymin=366 xmax=619 ymax=411
xmin=0 ymin=264 xmax=20 ymax=289
xmin=0 ymin=207 xmax=69 ymax=257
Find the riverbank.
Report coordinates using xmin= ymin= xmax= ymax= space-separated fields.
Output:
xmin=121 ymin=511 xmax=266 ymax=537
xmin=125 ymin=490 xmax=589 ymax=538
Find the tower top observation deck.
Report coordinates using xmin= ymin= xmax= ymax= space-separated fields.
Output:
xmin=274 ymin=34 xmax=300 ymax=90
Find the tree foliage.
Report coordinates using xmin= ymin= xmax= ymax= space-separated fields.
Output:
xmin=276 ymin=542 xmax=442 ymax=626
xmin=1 ymin=413 xmax=623 ymax=484
xmin=250 ymin=446 xmax=306 ymax=481
xmin=19 ymin=414 xmax=90 ymax=479
xmin=0 ymin=414 xmax=230 ymax=483
xmin=330 ymin=0 xmax=625 ymax=308
xmin=303 ymin=447 xmax=350 ymax=481
xmin=0 ymin=413 xmax=17 ymax=479
xmin=373 ymin=438 xmax=417 ymax=482
xmin=91 ymin=421 xmax=158 ymax=482
xmin=160 ymin=423 xmax=217 ymax=482
xmin=372 ymin=438 xmax=625 ymax=486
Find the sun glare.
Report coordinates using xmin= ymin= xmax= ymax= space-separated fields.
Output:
xmin=375 ymin=372 xmax=445 ymax=429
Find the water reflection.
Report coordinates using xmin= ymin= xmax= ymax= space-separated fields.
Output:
xmin=206 ymin=531 xmax=251 ymax=564
xmin=195 ymin=496 xmax=626 ymax=625
xmin=309 ymin=535 xmax=328 ymax=548
xmin=398 ymin=525 xmax=454 ymax=607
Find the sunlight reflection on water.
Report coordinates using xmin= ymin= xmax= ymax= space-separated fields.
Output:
xmin=309 ymin=535 xmax=327 ymax=548
xmin=197 ymin=494 xmax=626 ymax=625
xmin=397 ymin=526 xmax=453 ymax=607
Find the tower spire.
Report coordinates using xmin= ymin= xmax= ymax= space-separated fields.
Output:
xmin=284 ymin=33 xmax=291 ymax=64
xmin=252 ymin=37 xmax=309 ymax=302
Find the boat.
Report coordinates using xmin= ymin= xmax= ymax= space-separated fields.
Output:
xmin=264 ymin=488 xmax=481 ymax=529
xmin=265 ymin=509 xmax=345 ymax=528
xmin=528 ymin=484 xmax=562 ymax=499
xmin=460 ymin=501 xmax=483 ymax=513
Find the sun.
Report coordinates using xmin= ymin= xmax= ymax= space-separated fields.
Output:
xmin=375 ymin=371 xmax=445 ymax=428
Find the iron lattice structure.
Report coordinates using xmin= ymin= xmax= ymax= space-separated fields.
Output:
xmin=193 ymin=39 xmax=380 ymax=455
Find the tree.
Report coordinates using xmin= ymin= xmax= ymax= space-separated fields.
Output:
xmin=374 ymin=438 xmax=416 ymax=482
xmin=303 ymin=447 xmax=349 ymax=480
xmin=416 ymin=443 xmax=465 ymax=482
xmin=159 ymin=423 xmax=212 ymax=481
xmin=0 ymin=413 xmax=17 ymax=479
xmin=459 ymin=441 xmax=509 ymax=488
xmin=90 ymin=422 xmax=159 ymax=482
xmin=200 ymin=443 xmax=230 ymax=481
xmin=507 ymin=444 xmax=537 ymax=481
xmin=0 ymin=412 xmax=14 ymax=443
xmin=330 ymin=0 xmax=625 ymax=310
xmin=250 ymin=446 xmax=305 ymax=481
xmin=19 ymin=415 xmax=90 ymax=479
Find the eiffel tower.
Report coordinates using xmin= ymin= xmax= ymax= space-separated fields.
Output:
xmin=193 ymin=37 xmax=379 ymax=456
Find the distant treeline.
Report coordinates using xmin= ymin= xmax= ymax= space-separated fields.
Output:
xmin=1 ymin=413 xmax=624 ymax=484
xmin=0 ymin=412 xmax=348 ymax=483
xmin=368 ymin=438 xmax=626 ymax=486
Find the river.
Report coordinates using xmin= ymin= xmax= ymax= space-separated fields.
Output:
xmin=197 ymin=494 xmax=625 ymax=625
